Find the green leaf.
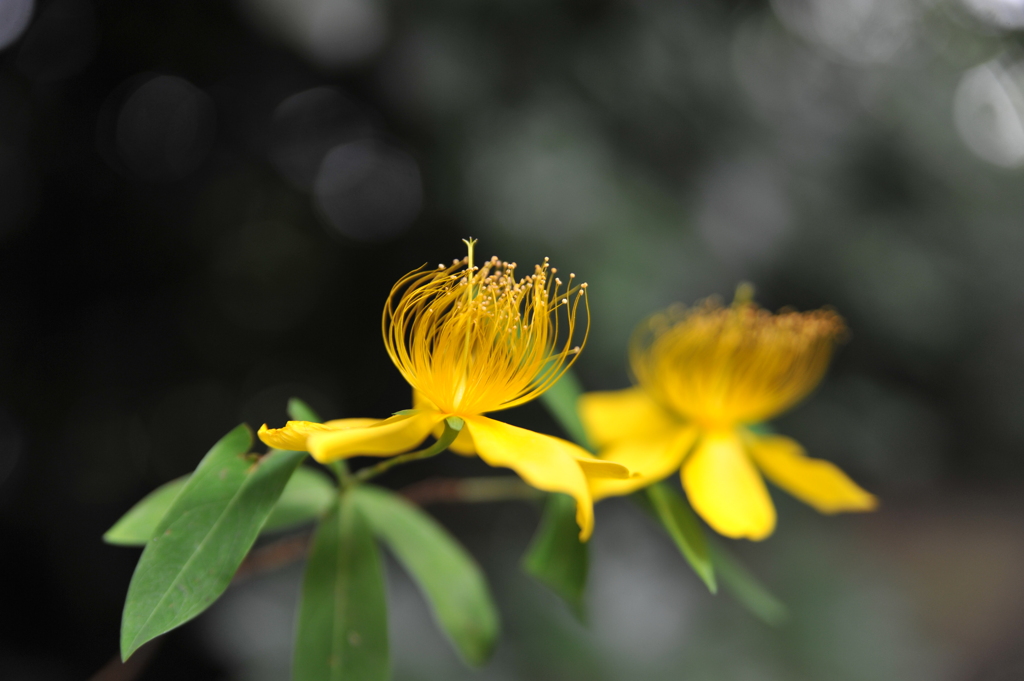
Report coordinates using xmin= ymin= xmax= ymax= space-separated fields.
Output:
xmin=104 ymin=466 xmax=335 ymax=546
xmin=522 ymin=493 xmax=588 ymax=620
xmin=646 ymin=483 xmax=716 ymax=593
xmin=288 ymin=397 xmax=322 ymax=423
xmin=710 ymin=542 xmax=788 ymax=626
xmin=352 ymin=485 xmax=499 ymax=667
xmin=263 ymin=467 xmax=337 ymax=533
xmin=293 ymin=494 xmax=389 ymax=681
xmin=120 ymin=425 xmax=306 ymax=659
xmin=103 ymin=477 xmax=188 ymax=546
xmin=539 ymin=369 xmax=594 ymax=451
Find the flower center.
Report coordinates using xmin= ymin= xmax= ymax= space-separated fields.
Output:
xmin=630 ymin=298 xmax=844 ymax=429
xmin=384 ymin=243 xmax=589 ymax=415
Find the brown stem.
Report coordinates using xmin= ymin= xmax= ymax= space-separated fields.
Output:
xmin=401 ymin=476 xmax=542 ymax=505
xmin=232 ymin=531 xmax=313 ymax=584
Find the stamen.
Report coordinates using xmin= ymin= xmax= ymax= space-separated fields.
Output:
xmin=630 ymin=296 xmax=844 ymax=428
xmin=382 ymin=243 xmax=589 ymax=415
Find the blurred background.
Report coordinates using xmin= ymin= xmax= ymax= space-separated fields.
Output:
xmin=2 ymin=0 xmax=1024 ymax=678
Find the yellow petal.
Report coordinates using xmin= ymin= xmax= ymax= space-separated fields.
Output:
xmin=578 ymin=388 xmax=679 ymax=448
xmin=323 ymin=418 xmax=382 ymax=429
xmin=590 ymin=425 xmax=699 ymax=501
xmin=305 ymin=410 xmax=445 ymax=463
xmin=415 ymin=389 xmax=476 ymax=455
xmin=572 ymin=453 xmax=631 ymax=480
xmin=463 ymin=415 xmax=598 ymax=541
xmin=412 ymin=389 xmax=437 ymax=412
xmin=747 ymin=434 xmax=878 ymax=514
xmin=444 ymin=426 xmax=477 ymax=455
xmin=682 ymin=430 xmax=776 ymax=540
xmin=258 ymin=418 xmax=381 ymax=451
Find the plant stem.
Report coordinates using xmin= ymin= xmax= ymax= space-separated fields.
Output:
xmin=352 ymin=417 xmax=464 ymax=485
xmin=329 ymin=460 xmax=353 ymax=488
xmin=401 ymin=476 xmax=542 ymax=505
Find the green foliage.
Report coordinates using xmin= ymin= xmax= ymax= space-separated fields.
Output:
xmin=263 ymin=467 xmax=337 ymax=532
xmin=522 ymin=493 xmax=588 ymax=620
xmin=104 ymin=467 xmax=335 ymax=546
xmin=532 ymin=368 xmax=592 ymax=617
xmin=294 ymin=494 xmax=389 ymax=681
xmin=711 ymin=542 xmax=788 ymax=627
xmin=120 ymin=425 xmax=305 ymax=660
xmin=646 ymin=482 xmax=716 ymax=593
xmin=539 ymin=369 xmax=594 ymax=451
xmin=104 ymin=477 xmax=187 ymax=546
xmin=288 ymin=397 xmax=322 ymax=423
xmin=352 ymin=484 xmax=500 ymax=667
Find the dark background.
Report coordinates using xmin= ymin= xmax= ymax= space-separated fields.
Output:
xmin=2 ymin=0 xmax=1024 ymax=679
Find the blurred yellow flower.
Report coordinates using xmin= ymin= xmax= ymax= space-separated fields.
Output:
xmin=259 ymin=241 xmax=628 ymax=539
xmin=580 ymin=293 xmax=877 ymax=540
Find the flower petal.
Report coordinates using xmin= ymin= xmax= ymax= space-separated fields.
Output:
xmin=573 ymin=454 xmax=631 ymax=480
xmin=305 ymin=410 xmax=446 ymax=463
xmin=682 ymin=430 xmax=776 ymax=540
xmin=258 ymin=418 xmax=381 ymax=451
xmin=415 ymin=389 xmax=476 ymax=455
xmin=590 ymin=425 xmax=699 ymax=501
xmin=323 ymin=418 xmax=383 ymax=429
xmin=463 ymin=415 xmax=598 ymax=540
xmin=445 ymin=427 xmax=477 ymax=455
xmin=747 ymin=434 xmax=878 ymax=514
xmin=579 ymin=388 xmax=679 ymax=448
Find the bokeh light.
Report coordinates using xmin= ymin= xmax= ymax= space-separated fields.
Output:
xmin=954 ymin=57 xmax=1024 ymax=168
xmin=113 ymin=74 xmax=216 ymax=182
xmin=270 ymin=87 xmax=373 ymax=191
xmin=771 ymin=0 xmax=917 ymax=64
xmin=0 ymin=0 xmax=32 ymax=52
xmin=237 ymin=0 xmax=387 ymax=68
xmin=960 ymin=0 xmax=1024 ymax=29
xmin=312 ymin=138 xmax=423 ymax=242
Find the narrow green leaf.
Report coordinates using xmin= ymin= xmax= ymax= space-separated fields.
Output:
xmin=263 ymin=467 xmax=337 ymax=533
xmin=288 ymin=397 xmax=322 ymax=423
xmin=293 ymin=494 xmax=389 ymax=681
xmin=539 ymin=369 xmax=594 ymax=451
xmin=103 ymin=477 xmax=188 ymax=546
xmin=104 ymin=466 xmax=335 ymax=546
xmin=710 ymin=542 xmax=788 ymax=626
xmin=522 ymin=493 xmax=588 ymax=620
xmin=352 ymin=485 xmax=499 ymax=667
xmin=120 ymin=425 xmax=306 ymax=659
xmin=647 ymin=483 xmax=716 ymax=593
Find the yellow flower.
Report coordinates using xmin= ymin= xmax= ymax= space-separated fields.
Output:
xmin=259 ymin=241 xmax=628 ymax=539
xmin=580 ymin=295 xmax=877 ymax=540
